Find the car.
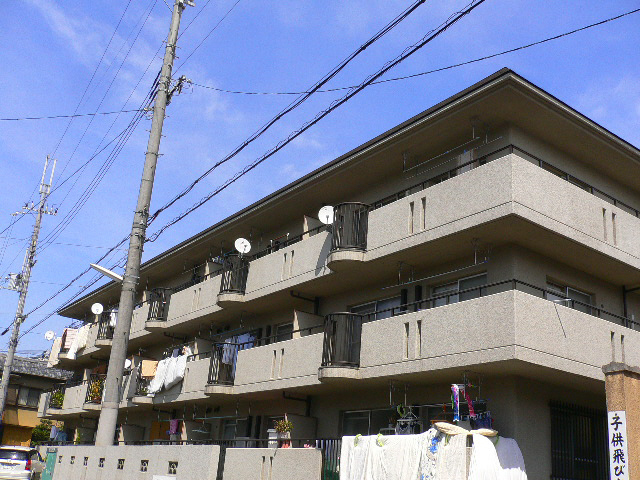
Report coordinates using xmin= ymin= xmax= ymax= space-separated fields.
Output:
xmin=0 ymin=446 xmax=44 ymax=480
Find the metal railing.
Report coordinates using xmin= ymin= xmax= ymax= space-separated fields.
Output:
xmin=135 ymin=365 xmax=151 ymax=396
xmin=219 ymin=254 xmax=249 ymax=295
xmin=321 ymin=313 xmax=362 ymax=368
xmin=84 ymin=374 xmax=106 ymax=404
xmin=321 ymin=278 xmax=639 ymax=368
xmin=48 ymin=384 xmax=65 ymax=409
xmin=147 ymin=288 xmax=171 ymax=322
xmin=207 ymin=324 xmax=324 ymax=385
xmin=331 ymin=202 xmax=370 ymax=252
xmin=251 ymin=224 xmax=329 ymax=260
xmin=550 ymin=402 xmax=608 ymax=479
xmin=97 ymin=311 xmax=115 ymax=340
xmin=370 ymin=144 xmax=640 ymax=217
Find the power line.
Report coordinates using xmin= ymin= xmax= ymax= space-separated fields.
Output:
xmin=0 ymin=109 xmax=144 ymax=122
xmin=50 ymin=0 xmax=135 ymax=161
xmin=15 ymin=0 xmax=482 ymax=337
xmin=151 ymin=0 xmax=432 ymax=222
xmin=189 ymin=7 xmax=640 ymax=96
xmin=177 ymin=0 xmax=213 ymax=38
xmin=147 ymin=0 xmax=488 ymax=242
xmin=174 ymin=0 xmax=244 ymax=72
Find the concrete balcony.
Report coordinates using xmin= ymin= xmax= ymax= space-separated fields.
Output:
xmin=135 ymin=356 xmax=212 ymax=405
xmin=349 ymin=289 xmax=640 ymax=384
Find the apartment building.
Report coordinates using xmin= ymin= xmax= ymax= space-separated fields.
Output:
xmin=38 ymin=69 xmax=640 ymax=480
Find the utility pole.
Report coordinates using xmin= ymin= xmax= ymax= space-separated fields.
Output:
xmin=0 ymin=156 xmax=57 ymax=422
xmin=95 ymin=0 xmax=194 ymax=446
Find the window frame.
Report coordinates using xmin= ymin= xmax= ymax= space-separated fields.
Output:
xmin=431 ymin=273 xmax=488 ymax=307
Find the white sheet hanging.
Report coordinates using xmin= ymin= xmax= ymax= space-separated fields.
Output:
xmin=109 ymin=309 xmax=118 ymax=328
xmin=468 ymin=433 xmax=502 ymax=480
xmin=47 ymin=337 xmax=62 ymax=367
xmin=66 ymin=328 xmax=81 ymax=360
xmin=435 ymin=432 xmax=467 ymax=480
xmin=147 ymin=357 xmax=169 ymax=395
xmin=165 ymin=347 xmax=192 ymax=390
xmin=162 ymin=356 xmax=179 ymax=390
xmin=495 ymin=437 xmax=527 ymax=480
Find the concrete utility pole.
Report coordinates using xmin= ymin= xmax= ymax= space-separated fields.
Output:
xmin=95 ymin=0 xmax=194 ymax=446
xmin=0 ymin=156 xmax=57 ymax=422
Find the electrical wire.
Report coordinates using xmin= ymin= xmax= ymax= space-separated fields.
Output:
xmin=174 ymin=0 xmax=243 ymax=72
xmin=189 ymin=7 xmax=640 ymax=96
xmin=50 ymin=0 xmax=134 ymax=162
xmin=177 ymin=0 xmax=213 ymax=39
xmin=151 ymin=0 xmax=431 ymax=222
xmin=0 ymin=109 xmax=145 ymax=122
xmin=14 ymin=0 xmax=484 ymax=338
xmin=147 ymin=0 xmax=488 ymax=241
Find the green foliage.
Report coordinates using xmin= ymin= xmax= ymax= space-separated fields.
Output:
xmin=31 ymin=419 xmax=54 ymax=443
xmin=274 ymin=419 xmax=293 ymax=433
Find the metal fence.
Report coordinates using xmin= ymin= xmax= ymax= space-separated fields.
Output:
xmin=147 ymin=288 xmax=171 ymax=322
xmin=331 ymin=202 xmax=370 ymax=252
xmin=321 ymin=313 xmax=362 ymax=368
xmin=84 ymin=374 xmax=106 ymax=405
xmin=219 ymin=254 xmax=249 ymax=295
xmin=97 ymin=311 xmax=115 ymax=340
xmin=550 ymin=402 xmax=608 ymax=480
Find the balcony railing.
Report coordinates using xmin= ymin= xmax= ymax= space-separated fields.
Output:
xmin=219 ymin=254 xmax=249 ymax=295
xmin=370 ymin=144 xmax=640 ymax=217
xmin=135 ymin=365 xmax=150 ymax=396
xmin=97 ymin=311 xmax=115 ymax=340
xmin=321 ymin=313 xmax=363 ymax=368
xmin=147 ymin=288 xmax=171 ymax=322
xmin=84 ymin=374 xmax=106 ymax=404
xmin=48 ymin=384 xmax=65 ymax=409
xmin=331 ymin=202 xmax=370 ymax=252
xmin=207 ymin=343 xmax=237 ymax=385
xmin=320 ymin=278 xmax=639 ymax=369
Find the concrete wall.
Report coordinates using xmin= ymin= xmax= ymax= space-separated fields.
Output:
xmin=221 ymin=448 xmax=322 ymax=480
xmin=45 ymin=444 xmax=220 ymax=480
xmin=234 ymin=332 xmax=323 ymax=392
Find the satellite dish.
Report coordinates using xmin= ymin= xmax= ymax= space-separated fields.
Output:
xmin=318 ymin=205 xmax=334 ymax=225
xmin=234 ymin=237 xmax=252 ymax=254
xmin=91 ymin=303 xmax=104 ymax=315
xmin=44 ymin=331 xmax=55 ymax=341
xmin=124 ymin=359 xmax=132 ymax=369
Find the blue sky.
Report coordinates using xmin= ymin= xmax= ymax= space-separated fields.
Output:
xmin=1 ymin=0 xmax=639 ymax=353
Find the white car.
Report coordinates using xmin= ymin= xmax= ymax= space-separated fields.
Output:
xmin=0 ymin=446 xmax=44 ymax=480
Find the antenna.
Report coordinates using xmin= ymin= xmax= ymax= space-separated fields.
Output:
xmin=318 ymin=206 xmax=334 ymax=225
xmin=234 ymin=238 xmax=251 ymax=255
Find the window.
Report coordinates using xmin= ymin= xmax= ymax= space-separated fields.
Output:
xmin=222 ymin=417 xmax=250 ymax=440
xmin=117 ymin=459 xmax=125 ymax=470
xmin=275 ymin=323 xmax=293 ymax=342
xmin=98 ymin=458 xmax=104 ymax=468
xmin=341 ymin=408 xmax=400 ymax=436
xmin=547 ymin=281 xmax=593 ymax=314
xmin=168 ymin=461 xmax=178 ymax=475
xmin=15 ymin=386 xmax=42 ymax=408
xmin=140 ymin=460 xmax=149 ymax=472
xmin=432 ymin=274 xmax=487 ymax=307
xmin=550 ymin=402 xmax=608 ymax=479
xmin=351 ymin=296 xmax=402 ymax=321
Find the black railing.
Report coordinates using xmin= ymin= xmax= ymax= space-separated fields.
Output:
xmin=84 ymin=374 xmax=106 ymax=404
xmin=207 ymin=344 xmax=237 ymax=385
xmin=219 ymin=254 xmax=249 ymax=295
xmin=321 ymin=313 xmax=363 ymax=368
xmin=97 ymin=311 xmax=115 ymax=340
xmin=550 ymin=402 xmax=609 ymax=479
xmin=331 ymin=202 xmax=370 ymax=252
xmin=370 ymin=144 xmax=640 ymax=217
xmin=147 ymin=288 xmax=171 ymax=322
xmin=321 ymin=278 xmax=639 ymax=368
xmin=135 ymin=365 xmax=150 ymax=396
xmin=48 ymin=384 xmax=65 ymax=409
xmin=251 ymin=224 xmax=329 ymax=260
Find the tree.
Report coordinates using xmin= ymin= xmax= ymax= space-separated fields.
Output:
xmin=31 ymin=419 xmax=53 ymax=443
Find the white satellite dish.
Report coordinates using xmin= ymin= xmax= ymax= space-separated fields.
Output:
xmin=44 ymin=331 xmax=55 ymax=341
xmin=318 ymin=205 xmax=334 ymax=225
xmin=234 ymin=237 xmax=252 ymax=254
xmin=91 ymin=303 xmax=104 ymax=315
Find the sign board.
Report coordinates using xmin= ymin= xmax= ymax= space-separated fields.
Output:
xmin=608 ymin=410 xmax=630 ymax=480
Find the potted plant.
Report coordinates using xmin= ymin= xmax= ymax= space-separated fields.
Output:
xmin=50 ymin=390 xmax=65 ymax=409
xmin=274 ymin=419 xmax=293 ymax=448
